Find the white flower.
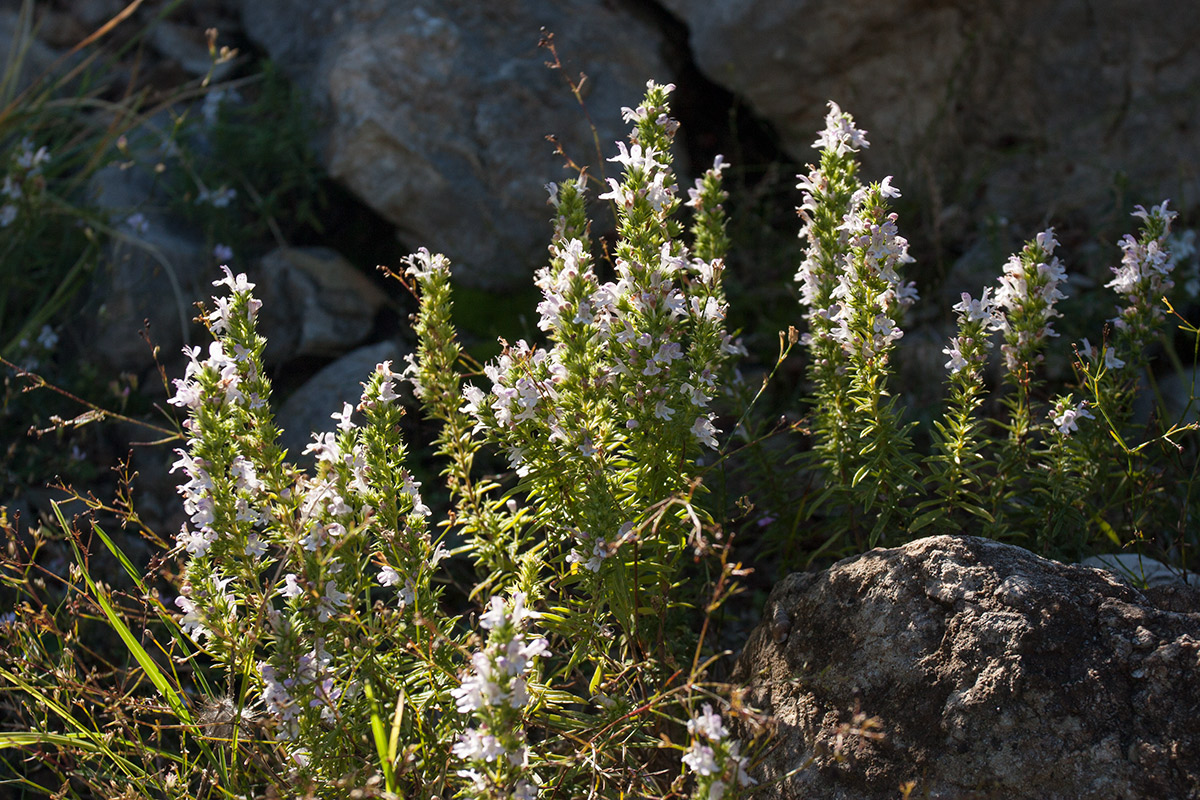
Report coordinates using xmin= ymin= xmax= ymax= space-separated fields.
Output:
xmin=404 ymin=247 xmax=450 ymax=280
xmin=331 ymin=402 xmax=355 ymax=431
xmin=378 ymin=565 xmax=401 ymax=587
xmin=682 ymin=742 xmax=719 ymax=776
xmin=36 ymin=325 xmax=58 ymax=351
xmin=607 ymin=141 xmax=662 ymax=172
xmin=453 ymin=728 xmax=505 ymax=762
xmin=124 ymin=213 xmax=150 ymax=234
xmin=811 ymin=101 xmax=869 ymax=155
xmin=952 ymin=289 xmax=997 ymax=324
xmin=212 ymin=264 xmax=254 ymax=293
xmin=511 ymin=591 xmax=540 ymax=628
xmin=1050 ymin=398 xmax=1095 ymax=435
xmin=598 ymin=177 xmax=633 ymax=207
xmin=280 ymin=573 xmax=304 ymax=599
xmin=691 ymin=416 xmax=720 ymax=449
xmin=244 ymin=534 xmax=268 ymax=558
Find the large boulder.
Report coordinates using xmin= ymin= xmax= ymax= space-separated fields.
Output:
xmin=239 ymin=0 xmax=677 ymax=288
xmin=734 ymin=535 xmax=1200 ymax=799
xmin=662 ymin=1 xmax=1200 ymax=257
xmin=255 ymin=246 xmax=390 ymax=365
xmin=85 ymin=156 xmax=212 ymax=373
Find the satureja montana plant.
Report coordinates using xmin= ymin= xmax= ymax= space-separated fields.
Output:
xmin=3 ymin=74 xmax=1196 ymax=800
xmin=5 ymin=80 xmax=756 ymax=800
xmin=794 ymin=101 xmax=1195 ymax=558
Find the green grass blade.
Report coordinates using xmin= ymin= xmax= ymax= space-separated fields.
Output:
xmin=53 ymin=502 xmax=193 ymax=726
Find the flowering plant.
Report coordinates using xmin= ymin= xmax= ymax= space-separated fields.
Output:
xmin=132 ymin=81 xmax=756 ymax=799
xmin=2 ymin=71 xmax=1196 ymax=800
xmin=795 ymin=103 xmax=1196 ymax=557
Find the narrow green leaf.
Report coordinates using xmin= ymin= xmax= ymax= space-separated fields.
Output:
xmin=54 ymin=503 xmax=193 ymax=725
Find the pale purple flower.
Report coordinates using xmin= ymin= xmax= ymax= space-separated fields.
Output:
xmin=303 ymin=432 xmax=339 ymax=464
xmin=178 ymin=524 xmax=217 ymax=556
xmin=513 ymin=779 xmax=539 ymax=800
xmin=942 ymin=341 xmax=968 ymax=374
xmin=16 ymin=140 xmax=50 ymax=171
xmin=317 ymin=580 xmax=348 ymax=621
xmin=259 ymin=662 xmax=299 ymax=728
xmin=301 ymin=524 xmax=327 ymax=552
xmin=453 ymin=652 xmax=504 ymax=712
xmin=168 ymin=378 xmax=203 ymax=410
xmin=35 ymin=325 xmax=58 ymax=351
xmin=688 ymin=704 xmax=729 ymax=742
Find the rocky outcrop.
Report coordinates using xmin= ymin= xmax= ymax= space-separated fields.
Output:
xmin=734 ymin=535 xmax=1200 ymax=799
xmin=663 ymin=0 xmax=1200 ymax=257
xmin=255 ymin=246 xmax=390 ymax=365
xmin=239 ymin=0 xmax=677 ymax=288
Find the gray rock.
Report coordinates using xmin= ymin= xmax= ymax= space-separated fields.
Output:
xmin=255 ymin=246 xmax=390 ymax=365
xmin=276 ymin=339 xmax=405 ymax=466
xmin=734 ymin=535 xmax=1200 ymax=799
xmin=239 ymin=0 xmax=676 ymax=288
xmin=85 ymin=154 xmax=211 ymax=373
xmin=663 ymin=0 xmax=1200 ymax=254
xmin=1082 ymin=552 xmax=1200 ymax=589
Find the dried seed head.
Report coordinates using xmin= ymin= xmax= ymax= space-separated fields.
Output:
xmin=197 ymin=695 xmax=261 ymax=743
